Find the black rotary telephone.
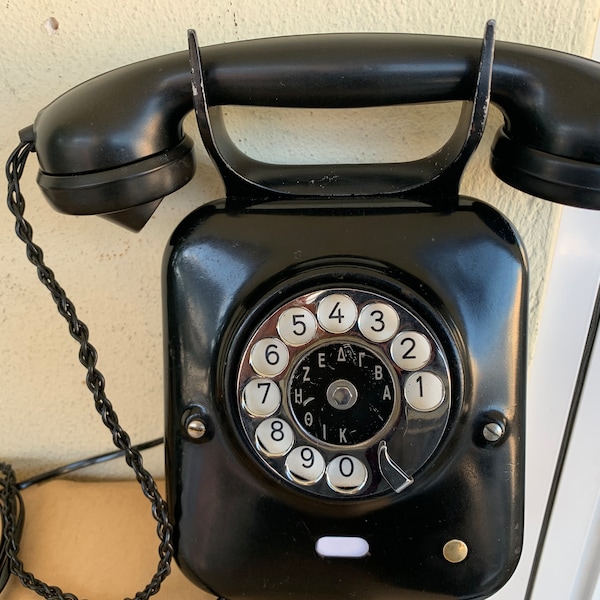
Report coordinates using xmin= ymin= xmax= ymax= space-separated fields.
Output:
xmin=4 ymin=21 xmax=600 ymax=600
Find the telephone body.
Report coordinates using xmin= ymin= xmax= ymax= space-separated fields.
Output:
xmin=19 ymin=23 xmax=600 ymax=600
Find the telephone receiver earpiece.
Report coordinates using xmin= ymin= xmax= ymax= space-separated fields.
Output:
xmin=29 ymin=27 xmax=600 ymax=229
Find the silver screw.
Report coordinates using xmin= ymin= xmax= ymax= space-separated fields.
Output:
xmin=186 ymin=418 xmax=207 ymax=439
xmin=483 ymin=421 xmax=505 ymax=443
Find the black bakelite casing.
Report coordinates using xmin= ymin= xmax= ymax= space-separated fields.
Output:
xmin=164 ymin=197 xmax=527 ymax=600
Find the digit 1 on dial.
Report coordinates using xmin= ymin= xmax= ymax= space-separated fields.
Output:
xmin=404 ymin=371 xmax=445 ymax=411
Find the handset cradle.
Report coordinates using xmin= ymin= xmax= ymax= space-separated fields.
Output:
xmin=188 ymin=23 xmax=495 ymax=206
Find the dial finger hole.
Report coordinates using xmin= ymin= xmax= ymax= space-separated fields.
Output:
xmin=255 ymin=418 xmax=295 ymax=456
xmin=285 ymin=446 xmax=326 ymax=485
xmin=277 ymin=307 xmax=317 ymax=346
xmin=317 ymin=294 xmax=358 ymax=333
xmin=250 ymin=338 xmax=290 ymax=377
xmin=404 ymin=371 xmax=445 ymax=412
xmin=242 ymin=378 xmax=281 ymax=417
xmin=391 ymin=331 xmax=432 ymax=371
xmin=358 ymin=302 xmax=399 ymax=342
xmin=326 ymin=455 xmax=368 ymax=494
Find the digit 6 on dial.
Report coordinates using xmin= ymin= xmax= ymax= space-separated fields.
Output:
xmin=250 ymin=338 xmax=289 ymax=376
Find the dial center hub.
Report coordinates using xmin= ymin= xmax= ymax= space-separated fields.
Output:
xmin=327 ymin=379 xmax=358 ymax=411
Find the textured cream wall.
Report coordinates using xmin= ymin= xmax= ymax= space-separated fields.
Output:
xmin=1 ymin=0 xmax=598 ymax=480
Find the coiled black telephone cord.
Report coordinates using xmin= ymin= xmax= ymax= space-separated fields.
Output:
xmin=0 ymin=138 xmax=174 ymax=599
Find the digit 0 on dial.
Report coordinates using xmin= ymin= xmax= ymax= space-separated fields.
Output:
xmin=235 ymin=286 xmax=454 ymax=499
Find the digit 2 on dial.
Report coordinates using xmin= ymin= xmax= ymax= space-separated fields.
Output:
xmin=235 ymin=286 xmax=453 ymax=499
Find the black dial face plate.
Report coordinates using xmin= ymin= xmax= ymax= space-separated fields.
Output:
xmin=288 ymin=340 xmax=396 ymax=447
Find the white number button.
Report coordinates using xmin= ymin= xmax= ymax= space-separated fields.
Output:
xmin=255 ymin=418 xmax=294 ymax=456
xmin=242 ymin=379 xmax=281 ymax=417
xmin=317 ymin=294 xmax=358 ymax=334
xmin=285 ymin=446 xmax=326 ymax=485
xmin=390 ymin=331 xmax=432 ymax=371
xmin=277 ymin=307 xmax=317 ymax=346
xmin=358 ymin=302 xmax=399 ymax=342
xmin=250 ymin=338 xmax=289 ymax=377
xmin=326 ymin=455 xmax=368 ymax=494
xmin=404 ymin=371 xmax=445 ymax=411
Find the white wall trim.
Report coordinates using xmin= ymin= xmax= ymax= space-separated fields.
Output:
xmin=489 ymin=206 xmax=600 ymax=598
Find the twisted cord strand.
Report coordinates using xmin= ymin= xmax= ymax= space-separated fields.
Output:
xmin=2 ymin=140 xmax=173 ymax=599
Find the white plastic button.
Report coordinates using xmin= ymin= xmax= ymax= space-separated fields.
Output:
xmin=255 ymin=418 xmax=294 ymax=456
xmin=391 ymin=331 xmax=432 ymax=371
xmin=285 ymin=446 xmax=326 ymax=485
xmin=316 ymin=537 xmax=370 ymax=558
xmin=317 ymin=294 xmax=358 ymax=334
xmin=326 ymin=455 xmax=368 ymax=494
xmin=277 ymin=307 xmax=317 ymax=346
xmin=250 ymin=338 xmax=289 ymax=377
xmin=242 ymin=379 xmax=281 ymax=417
xmin=358 ymin=302 xmax=399 ymax=342
xmin=404 ymin=371 xmax=445 ymax=411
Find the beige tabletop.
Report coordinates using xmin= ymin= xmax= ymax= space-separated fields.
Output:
xmin=2 ymin=479 xmax=214 ymax=600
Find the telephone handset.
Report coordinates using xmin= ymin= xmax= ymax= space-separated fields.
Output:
xmin=8 ymin=21 xmax=600 ymax=600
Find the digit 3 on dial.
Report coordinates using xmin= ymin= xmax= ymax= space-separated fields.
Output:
xmin=235 ymin=287 xmax=453 ymax=499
